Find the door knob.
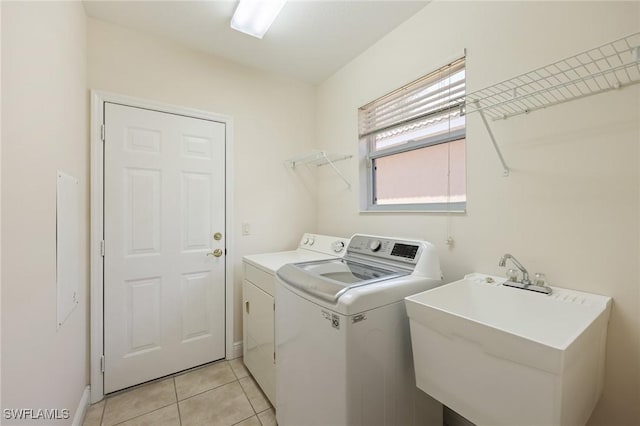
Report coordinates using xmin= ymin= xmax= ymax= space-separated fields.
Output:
xmin=207 ymin=249 xmax=224 ymax=257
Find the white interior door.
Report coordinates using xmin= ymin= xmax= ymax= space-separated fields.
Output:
xmin=103 ymin=102 xmax=226 ymax=393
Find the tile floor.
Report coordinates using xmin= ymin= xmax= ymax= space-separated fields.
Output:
xmin=83 ymin=358 xmax=276 ymax=426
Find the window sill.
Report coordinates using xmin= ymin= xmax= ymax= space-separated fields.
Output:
xmin=360 ymin=206 xmax=467 ymax=214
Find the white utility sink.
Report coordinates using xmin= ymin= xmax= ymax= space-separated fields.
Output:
xmin=405 ymin=273 xmax=612 ymax=426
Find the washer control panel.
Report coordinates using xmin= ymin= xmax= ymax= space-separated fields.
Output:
xmin=331 ymin=241 xmax=346 ymax=253
xmin=347 ymin=235 xmax=422 ymax=265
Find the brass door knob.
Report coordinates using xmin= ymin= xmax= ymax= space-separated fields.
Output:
xmin=207 ymin=249 xmax=224 ymax=257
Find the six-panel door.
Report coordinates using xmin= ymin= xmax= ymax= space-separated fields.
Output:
xmin=103 ymin=103 xmax=226 ymax=393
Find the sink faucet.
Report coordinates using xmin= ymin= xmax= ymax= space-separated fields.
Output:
xmin=498 ymin=253 xmax=531 ymax=285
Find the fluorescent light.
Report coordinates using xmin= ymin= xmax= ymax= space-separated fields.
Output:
xmin=231 ymin=0 xmax=287 ymax=39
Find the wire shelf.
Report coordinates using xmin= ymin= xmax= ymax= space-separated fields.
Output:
xmin=285 ymin=150 xmax=353 ymax=188
xmin=466 ymin=32 xmax=640 ymax=121
xmin=286 ymin=150 xmax=352 ymax=168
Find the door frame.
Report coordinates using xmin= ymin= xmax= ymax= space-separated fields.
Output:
xmin=89 ymin=90 xmax=235 ymax=403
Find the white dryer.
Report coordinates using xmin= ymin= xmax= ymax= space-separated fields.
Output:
xmin=275 ymin=234 xmax=444 ymax=426
xmin=242 ymin=233 xmax=349 ymax=406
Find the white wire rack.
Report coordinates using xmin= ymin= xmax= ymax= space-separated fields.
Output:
xmin=465 ymin=32 xmax=640 ymax=177
xmin=466 ymin=32 xmax=640 ymax=121
xmin=285 ymin=150 xmax=353 ymax=188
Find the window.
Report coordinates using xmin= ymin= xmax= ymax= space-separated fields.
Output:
xmin=359 ymin=57 xmax=466 ymax=211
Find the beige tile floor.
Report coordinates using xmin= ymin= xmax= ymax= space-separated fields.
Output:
xmin=83 ymin=358 xmax=277 ymax=426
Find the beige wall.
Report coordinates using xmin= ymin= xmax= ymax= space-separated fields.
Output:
xmin=87 ymin=18 xmax=318 ymax=344
xmin=1 ymin=1 xmax=89 ymax=423
xmin=315 ymin=1 xmax=640 ymax=424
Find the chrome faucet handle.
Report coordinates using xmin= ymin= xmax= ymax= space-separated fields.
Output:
xmin=533 ymin=272 xmax=547 ymax=287
xmin=499 ymin=253 xmax=530 ymax=285
xmin=506 ymin=268 xmax=519 ymax=282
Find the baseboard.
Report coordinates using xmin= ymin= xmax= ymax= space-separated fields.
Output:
xmin=230 ymin=341 xmax=243 ymax=359
xmin=71 ymin=386 xmax=90 ymax=426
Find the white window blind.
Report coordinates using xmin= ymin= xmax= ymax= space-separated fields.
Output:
xmin=359 ymin=57 xmax=466 ymax=152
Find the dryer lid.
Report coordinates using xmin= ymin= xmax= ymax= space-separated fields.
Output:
xmin=276 ymin=258 xmax=408 ymax=304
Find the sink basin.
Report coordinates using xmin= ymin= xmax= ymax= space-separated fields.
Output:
xmin=405 ymin=273 xmax=612 ymax=426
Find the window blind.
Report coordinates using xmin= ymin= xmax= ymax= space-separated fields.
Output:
xmin=358 ymin=57 xmax=466 ymax=144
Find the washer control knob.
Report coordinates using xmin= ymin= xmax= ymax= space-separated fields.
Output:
xmin=303 ymin=238 xmax=309 ymax=245
xmin=332 ymin=241 xmax=345 ymax=253
xmin=369 ymin=240 xmax=382 ymax=252
xmin=308 ymin=237 xmax=315 ymax=246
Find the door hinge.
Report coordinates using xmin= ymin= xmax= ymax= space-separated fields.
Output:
xmin=100 ymin=124 xmax=105 ymax=142
xmin=100 ymin=240 xmax=105 ymax=257
xmin=100 ymin=355 xmax=105 ymax=373
xmin=273 ymin=351 xmax=276 ymax=362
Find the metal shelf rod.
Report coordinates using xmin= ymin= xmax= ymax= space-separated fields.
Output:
xmin=321 ymin=152 xmax=351 ymax=189
xmin=475 ymin=101 xmax=509 ymax=177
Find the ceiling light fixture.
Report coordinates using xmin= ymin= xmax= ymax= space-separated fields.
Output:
xmin=230 ymin=0 xmax=287 ymax=39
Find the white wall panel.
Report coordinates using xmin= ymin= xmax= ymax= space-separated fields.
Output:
xmin=56 ymin=171 xmax=80 ymax=328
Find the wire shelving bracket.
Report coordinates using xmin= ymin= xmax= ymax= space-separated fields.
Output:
xmin=286 ymin=150 xmax=353 ymax=188
xmin=465 ymin=32 xmax=640 ymax=177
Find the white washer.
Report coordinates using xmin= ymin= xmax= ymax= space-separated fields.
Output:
xmin=242 ymin=233 xmax=349 ymax=406
xmin=275 ymin=234 xmax=444 ymax=426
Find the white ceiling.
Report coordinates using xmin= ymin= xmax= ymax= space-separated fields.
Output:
xmin=83 ymin=0 xmax=429 ymax=84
